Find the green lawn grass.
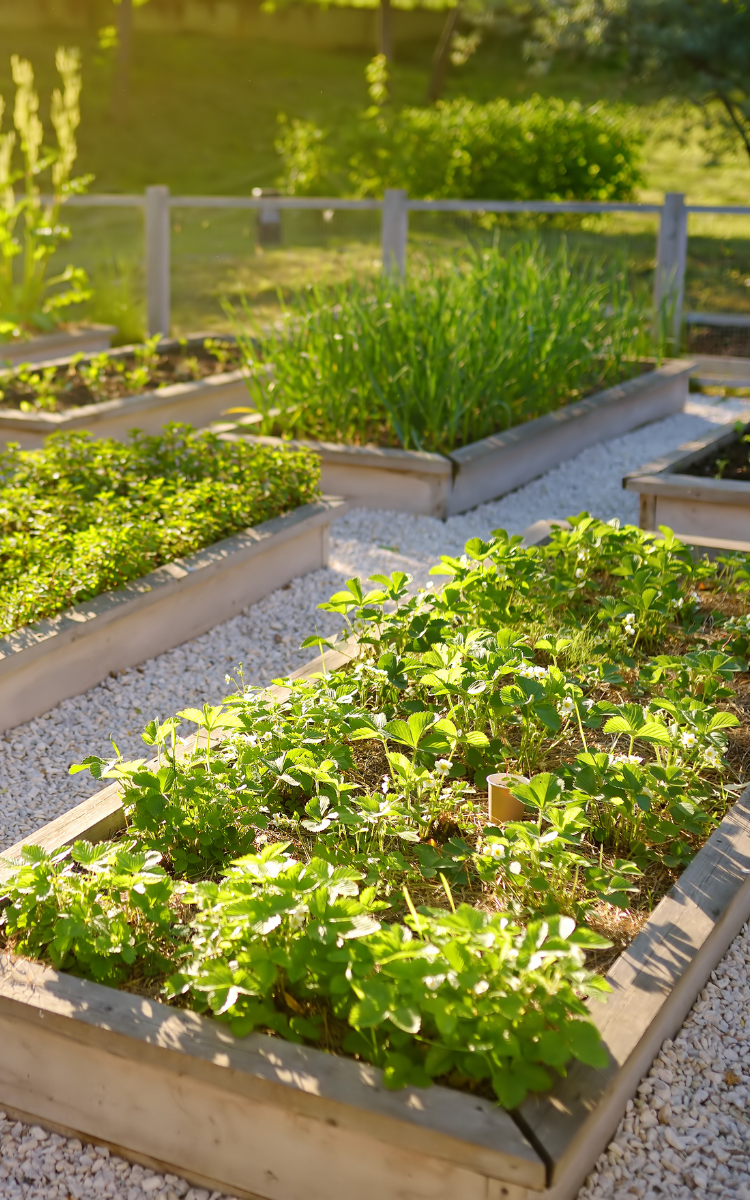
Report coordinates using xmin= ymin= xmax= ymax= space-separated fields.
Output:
xmin=5 ymin=27 xmax=750 ymax=335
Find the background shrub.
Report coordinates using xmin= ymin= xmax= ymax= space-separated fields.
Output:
xmin=278 ymin=95 xmax=643 ymax=201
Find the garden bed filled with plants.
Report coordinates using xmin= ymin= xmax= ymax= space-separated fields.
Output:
xmin=0 ymin=422 xmax=319 ymax=636
xmin=0 ymin=336 xmax=241 ymax=414
xmin=231 ymin=242 xmax=655 ymax=455
xmin=683 ymin=418 xmax=750 ymax=481
xmin=3 ymin=516 xmax=748 ymax=1112
xmin=624 ymin=413 xmax=750 ymax=544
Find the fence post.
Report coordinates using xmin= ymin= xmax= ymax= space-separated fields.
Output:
xmin=382 ymin=188 xmax=408 ymax=277
xmin=654 ymin=192 xmax=687 ymax=348
xmin=145 ymin=185 xmax=171 ymax=338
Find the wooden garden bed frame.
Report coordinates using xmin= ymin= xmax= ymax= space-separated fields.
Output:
xmin=226 ymin=361 xmax=692 ymax=518
xmin=0 ymin=325 xmax=116 ymax=368
xmin=623 ymin=410 xmax=750 ymax=542
xmin=0 ymin=519 xmax=748 ymax=1200
xmin=0 ymin=335 xmax=247 ymax=450
xmin=0 ymin=497 xmax=345 ymax=733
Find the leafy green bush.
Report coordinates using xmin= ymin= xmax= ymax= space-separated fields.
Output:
xmin=0 ymin=424 xmax=320 ymax=635
xmin=233 ymin=241 xmax=654 ymax=453
xmin=278 ymin=95 xmax=642 ymax=202
xmin=3 ymin=516 xmax=747 ymax=1108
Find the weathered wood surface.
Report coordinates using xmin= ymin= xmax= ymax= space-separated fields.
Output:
xmin=0 ymin=953 xmax=543 ymax=1196
xmin=445 ymin=360 xmax=691 ymax=517
xmin=625 ymin=472 xmax=750 ymax=505
xmin=227 ymin=364 xmax=690 ymax=518
xmin=0 ymin=370 xmax=249 ymax=450
xmin=692 ymin=353 xmax=750 ymax=388
xmin=218 ymin=433 xmax=453 ymax=518
xmin=674 ymin=530 xmax=750 ymax=556
xmin=651 ymin=495 xmax=750 ymax=542
xmin=0 ymin=324 xmax=116 ymax=367
xmin=624 ymin=412 xmax=750 ymax=483
xmin=624 ymin=411 xmax=750 ymax=545
xmin=0 ymin=498 xmax=344 ymax=733
xmin=518 ymin=784 xmax=750 ymax=1200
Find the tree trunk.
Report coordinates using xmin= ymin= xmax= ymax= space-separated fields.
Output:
xmin=427 ymin=5 xmax=458 ymax=104
xmin=379 ymin=0 xmax=394 ymax=62
xmin=112 ymin=0 xmax=133 ymax=119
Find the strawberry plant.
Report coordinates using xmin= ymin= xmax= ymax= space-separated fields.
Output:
xmin=2 ymin=515 xmax=749 ymax=1109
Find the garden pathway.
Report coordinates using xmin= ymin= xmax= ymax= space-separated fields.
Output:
xmin=0 ymin=394 xmax=748 ymax=1200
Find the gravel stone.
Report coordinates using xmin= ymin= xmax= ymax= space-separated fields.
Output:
xmin=0 ymin=393 xmax=746 ymax=1197
xmin=0 ymin=394 xmax=743 ymax=853
xmin=580 ymin=922 xmax=750 ymax=1200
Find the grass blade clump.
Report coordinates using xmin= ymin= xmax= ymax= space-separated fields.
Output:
xmin=0 ymin=423 xmax=319 ymax=635
xmin=235 ymin=241 xmax=654 ymax=454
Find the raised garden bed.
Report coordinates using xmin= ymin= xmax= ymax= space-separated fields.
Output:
xmin=691 ymin=353 xmax=750 ymax=392
xmin=0 ymin=324 xmax=117 ymax=368
xmin=216 ymin=241 xmax=690 ymax=517
xmin=624 ymin=411 xmax=750 ymax=542
xmin=0 ymin=335 xmax=247 ymax=450
xmin=0 ymin=424 xmax=335 ymax=730
xmin=1 ymin=517 xmax=749 ymax=1197
xmin=222 ymin=360 xmax=692 ymax=518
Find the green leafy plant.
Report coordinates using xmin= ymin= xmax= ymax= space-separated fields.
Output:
xmin=2 ymin=514 xmax=748 ymax=1111
xmin=278 ymin=94 xmax=642 ymax=203
xmin=0 ymin=336 xmax=240 ymax=413
xmin=0 ymin=422 xmax=319 ymax=634
xmin=0 ymin=48 xmax=92 ymax=341
xmin=230 ymin=242 xmax=654 ymax=454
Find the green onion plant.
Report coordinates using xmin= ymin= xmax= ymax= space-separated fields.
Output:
xmin=234 ymin=241 xmax=656 ymax=454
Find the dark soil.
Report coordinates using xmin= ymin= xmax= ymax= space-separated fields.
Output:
xmin=683 ymin=429 xmax=750 ymax=482
xmin=0 ymin=337 xmax=242 ymax=414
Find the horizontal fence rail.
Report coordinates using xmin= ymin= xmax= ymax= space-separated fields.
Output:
xmin=405 ymin=199 xmax=663 ymax=213
xmin=49 ymin=186 xmax=750 ymax=339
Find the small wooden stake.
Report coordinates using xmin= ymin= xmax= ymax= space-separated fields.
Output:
xmin=486 ymin=773 xmax=528 ymax=824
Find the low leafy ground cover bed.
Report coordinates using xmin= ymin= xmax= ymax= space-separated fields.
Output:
xmin=231 ymin=242 xmax=655 ymax=455
xmin=0 ymin=336 xmax=242 ymax=414
xmin=684 ymin=418 xmax=750 ymax=481
xmin=0 ymin=423 xmax=319 ymax=635
xmin=2 ymin=517 xmax=748 ymax=1112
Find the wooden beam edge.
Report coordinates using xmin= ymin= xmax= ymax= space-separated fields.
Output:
xmin=515 ymin=784 xmax=750 ymax=1198
xmin=0 ymin=636 xmax=359 ymax=879
xmin=623 ymin=410 xmax=750 ymax=485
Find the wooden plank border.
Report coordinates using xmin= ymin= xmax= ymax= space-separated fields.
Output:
xmin=0 ymin=497 xmax=346 ymax=733
xmin=0 ymin=518 xmax=748 ymax=1199
xmin=623 ymin=412 xmax=750 ymax=540
xmin=445 ymin=360 xmax=691 ymax=517
xmin=0 ymin=324 xmax=116 ymax=368
xmin=517 ymin=783 xmax=750 ymax=1199
xmin=0 ymin=335 xmax=248 ymax=449
xmin=225 ymin=362 xmax=692 ymax=519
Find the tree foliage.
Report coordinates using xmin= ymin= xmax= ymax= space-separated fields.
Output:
xmin=528 ymin=0 xmax=750 ymax=162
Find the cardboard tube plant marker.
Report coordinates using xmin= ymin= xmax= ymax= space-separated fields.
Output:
xmin=486 ymin=773 xmax=527 ymax=824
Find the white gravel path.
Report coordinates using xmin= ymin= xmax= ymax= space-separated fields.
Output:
xmin=0 ymin=1131 xmax=233 ymax=1200
xmin=1 ymin=394 xmax=744 ymax=854
xmin=0 ymin=392 xmax=747 ymax=1200
xmin=579 ymin=925 xmax=750 ymax=1200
